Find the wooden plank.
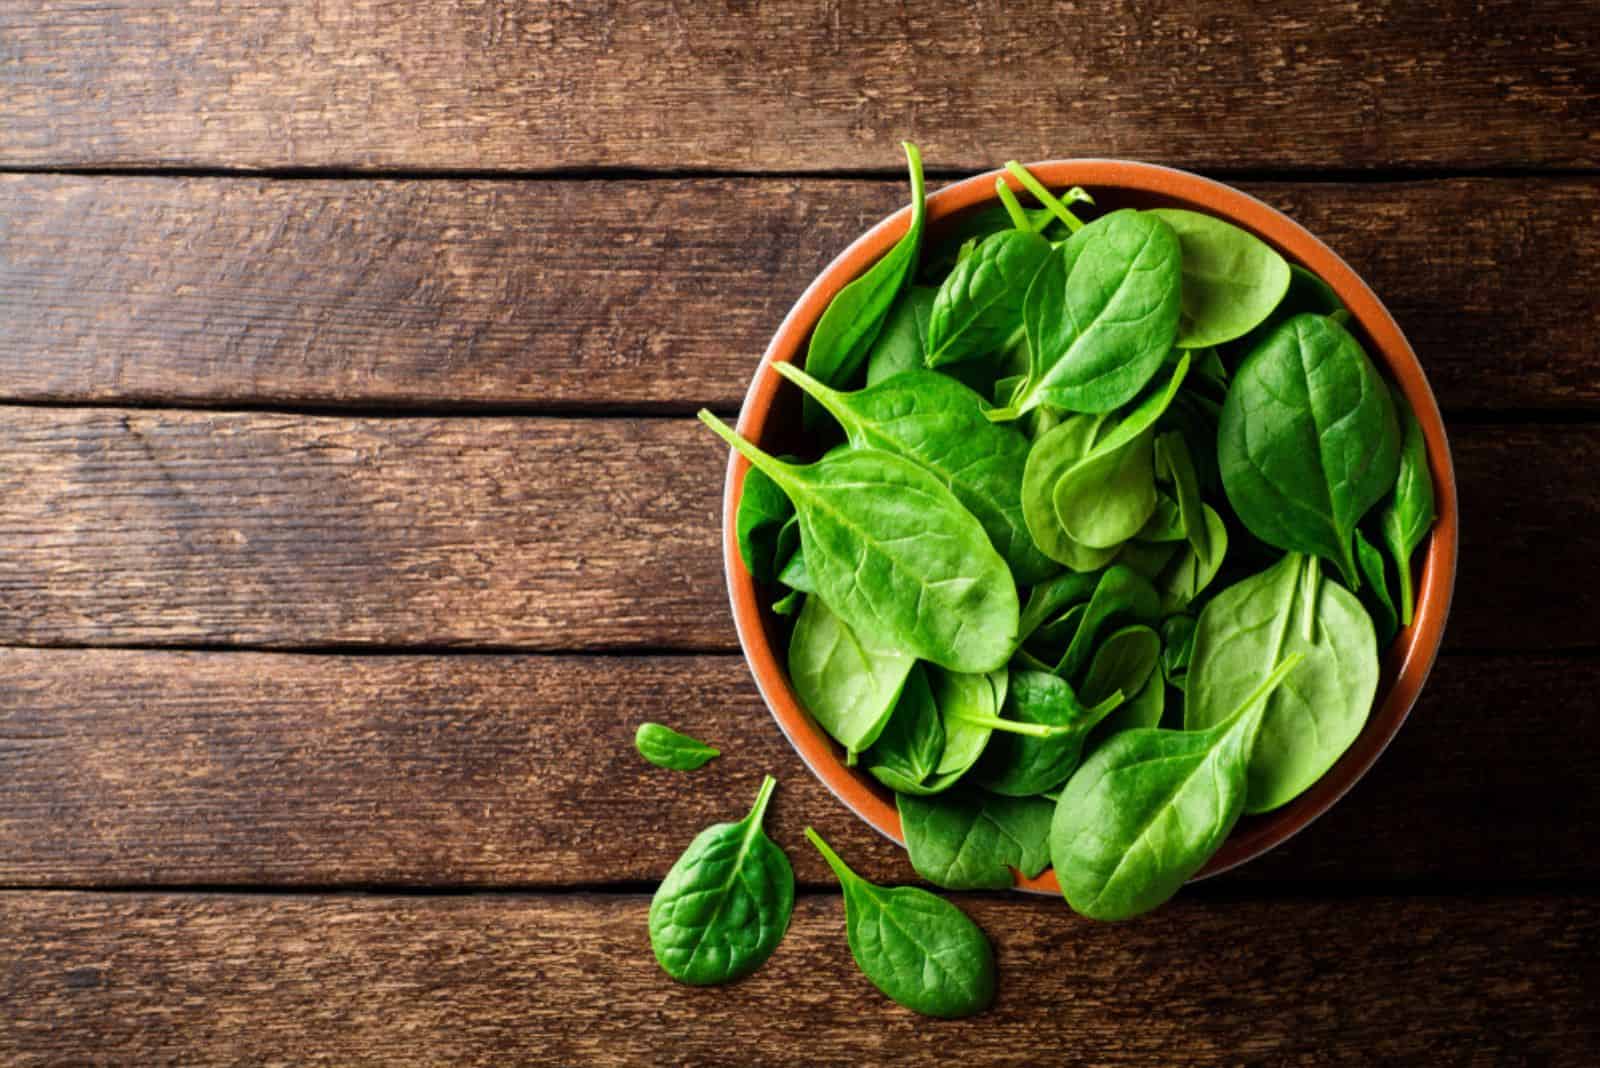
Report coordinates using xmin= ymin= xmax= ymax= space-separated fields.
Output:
xmin=1 ymin=891 xmax=1593 ymax=1066
xmin=0 ymin=649 xmax=1590 ymax=888
xmin=0 ymin=411 xmax=1585 ymax=651
xmin=0 ymin=174 xmax=1596 ymax=411
xmin=1 ymin=1 xmax=1596 ymax=171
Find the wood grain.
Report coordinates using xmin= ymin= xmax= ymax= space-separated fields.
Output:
xmin=0 ymin=649 xmax=1591 ymax=888
xmin=1 ymin=891 xmax=1594 ymax=1066
xmin=0 ymin=174 xmax=1596 ymax=411
xmin=0 ymin=410 xmax=1586 ymax=651
xmin=1 ymin=1 xmax=1596 ymax=172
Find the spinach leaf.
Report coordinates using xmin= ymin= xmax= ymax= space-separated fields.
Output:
xmin=802 ymin=142 xmax=926 ymax=424
xmin=1231 ymin=262 xmax=1346 ymax=361
xmin=776 ymin=543 xmax=815 ymax=593
xmin=1135 ymin=494 xmax=1185 ymax=543
xmin=1380 ymin=386 xmax=1436 ymax=626
xmin=701 ymin=411 xmax=1019 ymax=673
xmin=996 ymin=209 xmax=1182 ymax=419
xmin=865 ymin=664 xmax=946 ymax=790
xmin=1157 ymin=431 xmax=1209 ymax=560
xmin=1218 ymin=313 xmax=1402 ymax=586
xmin=1087 ymin=657 xmax=1166 ymax=745
xmin=1054 ymin=428 xmax=1157 ymax=550
xmin=878 ymin=668 xmax=1009 ymax=796
xmin=1149 ymin=208 xmax=1291 ymax=348
xmin=1155 ymin=504 xmax=1229 ymax=614
xmin=1355 ymin=528 xmax=1399 ymax=647
xmin=650 ymin=776 xmax=795 ymax=984
xmin=775 ymin=363 xmax=1056 ymax=584
xmin=1160 ymin=613 xmax=1198 ymax=690
xmin=977 ymin=669 xmax=1123 ymax=797
xmin=1186 ymin=553 xmax=1379 ymax=813
xmin=1018 ymin=570 xmax=1101 ymax=642
xmin=898 ymin=789 xmax=1053 ymax=890
xmin=805 ymin=828 xmax=996 ymax=1018
xmin=865 ymin=286 xmax=939 ymax=386
xmin=735 ymin=465 xmax=793 ymax=582
xmin=919 ymin=202 xmax=1052 ymax=281
xmin=926 ymin=229 xmax=1054 ymax=369
xmin=788 ymin=594 xmax=915 ymax=759
xmin=772 ymin=588 xmax=803 ymax=616
xmin=635 ymin=722 xmax=721 ymax=771
xmin=1021 ymin=415 xmax=1120 ymax=571
xmin=1080 ymin=624 xmax=1161 ymax=707
xmin=1049 ymin=653 xmax=1303 ymax=920
xmin=1058 ymin=565 xmax=1161 ymax=681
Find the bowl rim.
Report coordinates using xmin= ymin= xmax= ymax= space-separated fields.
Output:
xmin=719 ymin=158 xmax=1459 ymax=895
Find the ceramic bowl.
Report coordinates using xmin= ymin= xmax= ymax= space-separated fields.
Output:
xmin=719 ymin=159 xmax=1459 ymax=893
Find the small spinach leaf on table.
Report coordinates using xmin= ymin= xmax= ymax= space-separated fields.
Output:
xmin=650 ymin=776 xmax=794 ymax=984
xmin=1218 ymin=313 xmax=1402 ymax=586
xmin=976 ymin=669 xmax=1123 ymax=797
xmin=802 ymin=142 xmax=925 ymax=421
xmin=1049 ymin=653 xmax=1302 ymax=920
xmin=1186 ymin=553 xmax=1379 ymax=813
xmin=805 ymin=828 xmax=996 ymax=1018
xmin=1380 ymin=384 xmax=1437 ymax=626
xmin=700 ymin=411 xmax=1019 ymax=674
xmin=898 ymin=789 xmax=1053 ymax=890
xmin=1149 ymin=208 xmax=1290 ymax=348
xmin=865 ymin=664 xmax=945 ymax=790
xmin=925 ymin=228 xmax=1054 ymax=370
xmin=635 ymin=722 xmax=720 ymax=771
xmin=788 ymin=594 xmax=914 ymax=759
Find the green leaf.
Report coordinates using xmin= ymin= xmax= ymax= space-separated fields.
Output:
xmin=1018 ymin=570 xmax=1101 ymax=642
xmin=1186 ymin=554 xmax=1379 ymax=813
xmin=926 ymin=229 xmax=1054 ymax=369
xmin=788 ymin=594 xmax=915 ymax=758
xmin=1154 ymin=504 xmax=1229 ymax=614
xmin=1160 ymin=613 xmax=1198 ymax=690
xmin=898 ymin=789 xmax=1053 ymax=890
xmin=1149 ymin=208 xmax=1291 ymax=348
xmin=1054 ymin=428 xmax=1157 ymax=549
xmin=1355 ymin=528 xmax=1399 ymax=647
xmin=865 ymin=286 xmax=939 ymax=386
xmin=976 ymin=669 xmax=1123 ymax=797
xmin=805 ymin=829 xmax=995 ymax=1018
xmin=1021 ymin=415 xmax=1121 ymax=571
xmin=634 ymin=722 xmax=720 ymax=771
xmin=735 ymin=465 xmax=793 ymax=582
xmin=1380 ymin=385 xmax=1436 ymax=626
xmin=1219 ymin=314 xmax=1403 ymax=586
xmin=1058 ymin=565 xmax=1161 ymax=681
xmin=650 ymin=776 xmax=795 ymax=983
xmin=865 ymin=665 xmax=945 ymax=789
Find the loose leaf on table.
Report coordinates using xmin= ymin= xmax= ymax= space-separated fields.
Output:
xmin=788 ymin=594 xmax=915 ymax=759
xmin=650 ymin=776 xmax=795 ymax=984
xmin=735 ymin=465 xmax=794 ymax=583
xmin=977 ymin=669 xmax=1123 ymax=797
xmin=803 ymin=142 xmax=926 ymax=424
xmin=1149 ymin=208 xmax=1291 ymax=349
xmin=1380 ymin=384 xmax=1437 ymax=626
xmin=774 ymin=363 xmax=1056 ymax=584
xmin=1058 ymin=565 xmax=1161 ymax=681
xmin=865 ymin=286 xmax=939 ymax=386
xmin=925 ymin=228 xmax=1054 ymax=370
xmin=634 ymin=722 xmax=720 ymax=771
xmin=995 ymin=209 xmax=1182 ymax=419
xmin=1050 ymin=653 xmax=1303 ymax=921
xmin=805 ymin=829 xmax=996 ymax=1018
xmin=1218 ymin=313 xmax=1402 ymax=587
xmin=1355 ymin=528 xmax=1399 ymax=646
xmin=898 ymin=789 xmax=1054 ymax=890
xmin=865 ymin=664 xmax=946 ymax=790
xmin=700 ymin=411 xmax=1020 ymax=674
xmin=1186 ymin=553 xmax=1379 ymax=813
xmin=1021 ymin=415 xmax=1121 ymax=571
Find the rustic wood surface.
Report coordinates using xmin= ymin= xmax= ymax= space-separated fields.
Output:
xmin=1 ymin=1 xmax=1596 ymax=172
xmin=2 ymin=892 xmax=1595 ymax=1067
xmin=0 ymin=175 xmax=1595 ymax=412
xmin=3 ymin=0 xmax=1598 ymax=1061
xmin=0 ymin=649 xmax=1591 ymax=889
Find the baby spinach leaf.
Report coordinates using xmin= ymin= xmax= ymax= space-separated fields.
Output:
xmin=1018 ymin=570 xmax=1101 ymax=642
xmin=926 ymin=229 xmax=1054 ymax=369
xmin=700 ymin=411 xmax=1020 ymax=674
xmin=997 ymin=209 xmax=1182 ymax=418
xmin=919 ymin=202 xmax=1052 ymax=281
xmin=1116 ymin=539 xmax=1180 ymax=583
xmin=1021 ymin=415 xmax=1120 ymax=571
xmin=736 ymin=465 xmax=794 ymax=582
xmin=1218 ymin=314 xmax=1402 ymax=587
xmin=977 ymin=669 xmax=1123 ymax=797
xmin=1231 ymin=262 xmax=1346 ymax=360
xmin=1186 ymin=553 xmax=1379 ymax=813
xmin=635 ymin=722 xmax=721 ymax=771
xmin=1380 ymin=386 xmax=1436 ymax=626
xmin=1157 ymin=431 xmax=1209 ymax=560
xmin=788 ymin=594 xmax=915 ymax=759
xmin=1027 ymin=602 xmax=1088 ymax=670
xmin=1054 ymin=427 xmax=1157 ymax=550
xmin=650 ymin=776 xmax=795 ymax=984
xmin=1135 ymin=494 xmax=1185 ymax=543
xmin=1049 ymin=653 xmax=1302 ymax=920
xmin=1160 ymin=613 xmax=1198 ymax=690
xmin=865 ymin=286 xmax=939 ymax=386
xmin=776 ymin=544 xmax=815 ymax=593
xmin=1154 ymin=504 xmax=1229 ymax=614
xmin=774 ymin=363 xmax=1056 ymax=584
xmin=771 ymin=588 xmax=803 ymax=616
xmin=1355 ymin=528 xmax=1399 ymax=647
xmin=1080 ymin=624 xmax=1161 ymax=707
xmin=1058 ymin=565 xmax=1161 ymax=681
xmin=898 ymin=789 xmax=1053 ymax=890
xmin=803 ymin=143 xmax=926 ymax=425
xmin=805 ymin=828 xmax=996 ymax=1018
xmin=1149 ymin=208 xmax=1291 ymax=348
xmin=877 ymin=668 xmax=1007 ymax=796
xmin=1087 ymin=658 xmax=1166 ymax=747
xmin=865 ymin=664 xmax=946 ymax=790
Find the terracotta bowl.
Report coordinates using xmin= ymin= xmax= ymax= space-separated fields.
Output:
xmin=719 ymin=160 xmax=1459 ymax=894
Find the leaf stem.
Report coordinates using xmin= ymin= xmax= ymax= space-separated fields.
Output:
xmin=1004 ymin=161 xmax=1085 ymax=233
xmin=1396 ymin=554 xmax=1417 ymax=627
xmin=803 ymin=826 xmax=856 ymax=886
xmin=1224 ymin=651 xmax=1306 ymax=732
xmin=697 ymin=409 xmax=795 ymax=489
xmin=771 ymin=361 xmax=849 ymax=433
xmin=746 ymin=773 xmax=778 ymax=828
xmin=995 ymin=178 xmax=1032 ymax=232
xmin=948 ymin=712 xmax=1075 ymax=739
xmin=1302 ymin=554 xmax=1320 ymax=642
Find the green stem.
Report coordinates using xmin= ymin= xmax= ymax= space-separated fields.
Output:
xmin=995 ymin=178 xmax=1032 ymax=232
xmin=1302 ymin=554 xmax=1320 ymax=642
xmin=1223 ymin=651 xmax=1306 ymax=734
xmin=984 ymin=404 xmax=1023 ymax=423
xmin=948 ymin=712 xmax=1075 ymax=739
xmin=1397 ymin=555 xmax=1416 ymax=627
xmin=1005 ymin=161 xmax=1085 ymax=233
xmin=772 ymin=361 xmax=851 ymax=435
xmin=1081 ymin=690 xmax=1126 ymax=726
xmin=901 ymin=141 xmax=927 ymax=248
xmin=745 ymin=774 xmax=778 ymax=828
xmin=803 ymin=826 xmax=856 ymax=886
xmin=697 ymin=409 xmax=797 ymax=490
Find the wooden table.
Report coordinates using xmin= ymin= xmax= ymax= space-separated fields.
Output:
xmin=2 ymin=3 xmax=1597 ymax=1064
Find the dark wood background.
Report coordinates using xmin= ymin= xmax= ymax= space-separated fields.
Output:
xmin=2 ymin=2 xmax=1597 ymax=1064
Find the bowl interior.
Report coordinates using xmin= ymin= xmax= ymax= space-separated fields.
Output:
xmin=726 ymin=161 xmax=1459 ymax=894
